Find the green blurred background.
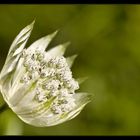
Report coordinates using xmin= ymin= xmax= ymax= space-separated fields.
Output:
xmin=0 ymin=4 xmax=140 ymax=135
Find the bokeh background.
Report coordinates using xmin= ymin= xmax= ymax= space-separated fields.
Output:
xmin=0 ymin=4 xmax=140 ymax=135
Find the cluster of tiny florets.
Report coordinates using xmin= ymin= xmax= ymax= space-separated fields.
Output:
xmin=20 ymin=49 xmax=79 ymax=114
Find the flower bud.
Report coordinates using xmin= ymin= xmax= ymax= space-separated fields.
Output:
xmin=0 ymin=21 xmax=92 ymax=127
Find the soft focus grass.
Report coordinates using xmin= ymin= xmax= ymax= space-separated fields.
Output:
xmin=0 ymin=4 xmax=140 ymax=135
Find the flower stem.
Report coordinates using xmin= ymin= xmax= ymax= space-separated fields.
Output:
xmin=0 ymin=103 xmax=8 ymax=114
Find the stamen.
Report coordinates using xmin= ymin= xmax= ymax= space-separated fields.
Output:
xmin=20 ymin=48 xmax=79 ymax=114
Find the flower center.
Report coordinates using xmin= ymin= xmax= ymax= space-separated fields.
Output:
xmin=20 ymin=49 xmax=79 ymax=114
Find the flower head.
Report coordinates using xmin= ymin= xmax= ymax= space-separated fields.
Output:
xmin=0 ymin=21 xmax=92 ymax=127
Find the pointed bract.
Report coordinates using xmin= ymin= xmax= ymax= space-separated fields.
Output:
xmin=77 ymin=77 xmax=88 ymax=84
xmin=27 ymin=30 xmax=58 ymax=53
xmin=66 ymin=54 xmax=78 ymax=68
xmin=0 ymin=21 xmax=34 ymax=79
xmin=45 ymin=42 xmax=70 ymax=58
xmin=8 ymin=20 xmax=35 ymax=56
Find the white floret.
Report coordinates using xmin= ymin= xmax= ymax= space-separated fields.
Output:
xmin=21 ymin=49 xmax=79 ymax=113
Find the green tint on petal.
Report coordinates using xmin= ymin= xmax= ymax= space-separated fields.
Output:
xmin=77 ymin=77 xmax=88 ymax=84
xmin=16 ymin=96 xmax=56 ymax=118
xmin=60 ymin=92 xmax=92 ymax=121
xmin=74 ymin=92 xmax=92 ymax=106
xmin=0 ymin=54 xmax=20 ymax=79
xmin=11 ymin=58 xmax=25 ymax=89
xmin=9 ymin=81 xmax=37 ymax=107
xmin=45 ymin=42 xmax=70 ymax=57
xmin=66 ymin=54 xmax=78 ymax=68
xmin=0 ymin=70 xmax=15 ymax=102
xmin=0 ymin=21 xmax=34 ymax=79
xmin=18 ymin=92 xmax=92 ymax=127
xmin=8 ymin=20 xmax=34 ymax=57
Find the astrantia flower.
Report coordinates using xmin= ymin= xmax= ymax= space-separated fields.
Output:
xmin=0 ymin=21 xmax=92 ymax=127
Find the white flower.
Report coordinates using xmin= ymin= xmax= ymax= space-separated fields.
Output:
xmin=0 ymin=21 xmax=92 ymax=127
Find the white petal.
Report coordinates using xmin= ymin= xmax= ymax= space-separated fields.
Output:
xmin=9 ymin=80 xmax=37 ymax=107
xmin=8 ymin=20 xmax=34 ymax=57
xmin=13 ymin=92 xmax=92 ymax=127
xmin=11 ymin=58 xmax=25 ymax=90
xmin=45 ymin=42 xmax=70 ymax=59
xmin=76 ymin=77 xmax=88 ymax=84
xmin=0 ymin=55 xmax=20 ymax=79
xmin=27 ymin=30 xmax=58 ymax=53
xmin=0 ymin=21 xmax=34 ymax=79
xmin=66 ymin=54 xmax=78 ymax=68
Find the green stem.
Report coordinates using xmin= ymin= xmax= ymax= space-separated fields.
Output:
xmin=0 ymin=103 xmax=8 ymax=114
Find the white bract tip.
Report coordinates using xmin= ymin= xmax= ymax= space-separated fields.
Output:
xmin=0 ymin=21 xmax=92 ymax=127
